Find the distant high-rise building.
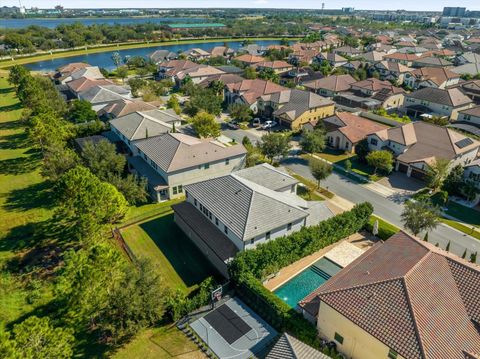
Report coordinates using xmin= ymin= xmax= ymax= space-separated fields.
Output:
xmin=442 ymin=7 xmax=466 ymax=17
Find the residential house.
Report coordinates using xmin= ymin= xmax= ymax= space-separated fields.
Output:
xmin=321 ymin=112 xmax=388 ymax=153
xmin=303 ymin=74 xmax=357 ymax=98
xmin=279 ymin=67 xmax=323 ymax=87
xmin=253 ymin=61 xmax=293 ymax=74
xmin=78 ymin=85 xmax=132 ymax=112
xmin=451 ymin=62 xmax=480 ymax=77
xmin=403 ymin=67 xmax=461 ymax=89
xmin=315 ymin=52 xmax=348 ymax=68
xmin=402 ymin=87 xmax=473 ymax=120
xmin=109 ymin=109 xmax=182 ymax=153
xmin=360 ymin=51 xmax=385 ymax=64
xmin=340 ymin=60 xmax=362 ymax=73
xmin=66 ymin=77 xmax=114 ymax=98
xmin=372 ymin=61 xmax=412 ymax=84
xmin=234 ymin=54 xmax=266 ymax=66
xmin=299 ymin=231 xmax=480 ymax=359
xmin=181 ymin=48 xmax=211 ymax=61
xmin=53 ymin=62 xmax=90 ymax=83
xmin=464 ymin=159 xmax=480 ymax=200
xmin=451 ymin=79 xmax=480 ymax=104
xmin=157 ymin=59 xmax=199 ymax=82
xmin=149 ymin=49 xmax=177 ymax=64
xmin=453 ymin=52 xmax=480 ymax=66
xmin=335 ymin=78 xmax=405 ymax=110
xmin=383 ymin=52 xmax=422 ymax=66
xmin=367 ymin=121 xmax=479 ymax=179
xmin=258 ymin=89 xmax=335 ymax=130
xmin=333 ymin=46 xmax=362 ymax=57
xmin=225 ymin=79 xmax=286 ymax=113
xmin=198 ymin=73 xmax=245 ymax=90
xmin=61 ymin=66 xmax=105 ymax=84
xmin=174 ymin=65 xmax=225 ymax=86
xmin=289 ymin=48 xmax=319 ymax=65
xmin=130 ymin=133 xmax=247 ymax=203
xmin=458 ymin=105 xmax=480 ymax=126
xmin=237 ymin=44 xmax=267 ymax=56
xmin=412 ymin=56 xmax=453 ymax=68
xmin=173 ymin=163 xmax=333 ymax=277
xmin=97 ymin=98 xmax=157 ymax=120
xmin=209 ymin=46 xmax=235 ymax=58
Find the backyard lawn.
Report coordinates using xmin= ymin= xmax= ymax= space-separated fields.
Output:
xmin=112 ymin=325 xmax=204 ymax=359
xmin=121 ymin=205 xmax=219 ymax=294
xmin=314 ymin=148 xmax=354 ymax=163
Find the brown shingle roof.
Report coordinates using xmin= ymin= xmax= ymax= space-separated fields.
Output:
xmin=299 ymin=231 xmax=480 ymax=359
xmin=411 ymin=67 xmax=460 ymax=86
xmin=303 ymin=75 xmax=356 ymax=92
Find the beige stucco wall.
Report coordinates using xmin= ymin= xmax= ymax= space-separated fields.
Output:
xmin=317 ymin=302 xmax=405 ymax=359
xmin=326 ymin=129 xmax=353 ymax=152
xmin=286 ymin=104 xmax=335 ymax=130
xmin=382 ymin=93 xmax=404 ymax=109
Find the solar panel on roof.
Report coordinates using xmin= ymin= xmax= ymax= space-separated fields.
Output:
xmin=455 ymin=138 xmax=474 ymax=148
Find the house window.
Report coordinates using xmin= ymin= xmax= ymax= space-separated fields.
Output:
xmin=287 ymin=223 xmax=292 ymax=231
xmin=345 ymin=142 xmax=349 ymax=149
xmin=388 ymin=349 xmax=398 ymax=359
xmin=225 ymin=158 xmax=230 ymax=165
xmin=215 ymin=217 xmax=219 ymax=226
xmin=173 ymin=186 xmax=178 ymax=195
xmin=250 ymin=238 xmax=254 ymax=245
xmin=204 ymin=163 xmax=210 ymax=169
xmin=334 ymin=332 xmax=344 ymax=345
xmin=370 ymin=138 xmax=378 ymax=146
xmin=185 ymin=191 xmax=189 ymax=198
xmin=194 ymin=198 xmax=197 ymax=206
xmin=224 ymin=225 xmax=228 ymax=234
xmin=178 ymin=185 xmax=183 ymax=193
xmin=266 ymin=231 xmax=271 ymax=240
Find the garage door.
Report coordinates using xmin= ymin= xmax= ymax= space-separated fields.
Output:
xmin=398 ymin=163 xmax=409 ymax=173
xmin=410 ymin=168 xmax=426 ymax=180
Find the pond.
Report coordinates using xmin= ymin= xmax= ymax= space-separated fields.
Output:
xmin=24 ymin=40 xmax=281 ymax=72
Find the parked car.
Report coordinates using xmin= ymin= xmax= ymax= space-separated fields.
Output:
xmin=252 ymin=118 xmax=261 ymax=127
xmin=226 ymin=121 xmax=239 ymax=129
xmin=262 ymin=120 xmax=277 ymax=129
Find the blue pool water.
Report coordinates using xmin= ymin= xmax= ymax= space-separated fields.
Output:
xmin=274 ymin=257 xmax=342 ymax=308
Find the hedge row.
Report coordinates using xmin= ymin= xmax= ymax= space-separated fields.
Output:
xmin=229 ymin=202 xmax=374 ymax=347
xmin=364 ymin=215 xmax=399 ymax=240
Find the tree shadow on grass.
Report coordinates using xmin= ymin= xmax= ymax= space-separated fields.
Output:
xmin=0 ymin=119 xmax=24 ymax=131
xmin=0 ymin=102 xmax=23 ymax=112
xmin=0 ymin=132 xmax=32 ymax=150
xmin=0 ymin=151 xmax=41 ymax=175
xmin=139 ymin=214 xmax=219 ymax=288
xmin=0 ymin=86 xmax=14 ymax=95
xmin=4 ymin=181 xmax=55 ymax=211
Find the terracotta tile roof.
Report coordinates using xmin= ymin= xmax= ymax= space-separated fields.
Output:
xmin=99 ymin=99 xmax=157 ymax=118
xmin=57 ymin=62 xmax=90 ymax=75
xmin=299 ymin=231 xmax=480 ymax=359
xmin=384 ymin=52 xmax=423 ymax=61
xmin=303 ymin=74 xmax=356 ymax=92
xmin=324 ymin=112 xmax=388 ymax=144
xmin=253 ymin=61 xmax=292 ymax=70
xmin=159 ymin=59 xmax=199 ymax=76
xmin=234 ymin=54 xmax=265 ymax=64
xmin=67 ymin=77 xmax=113 ymax=93
xmin=226 ymin=79 xmax=286 ymax=105
xmin=411 ymin=67 xmax=460 ymax=86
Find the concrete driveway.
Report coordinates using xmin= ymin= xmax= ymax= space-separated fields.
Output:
xmin=378 ymin=172 xmax=425 ymax=193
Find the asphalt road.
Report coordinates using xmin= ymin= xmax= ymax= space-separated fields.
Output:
xmin=282 ymin=156 xmax=480 ymax=262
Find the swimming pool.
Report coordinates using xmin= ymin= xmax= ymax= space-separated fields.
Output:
xmin=274 ymin=257 xmax=342 ymax=308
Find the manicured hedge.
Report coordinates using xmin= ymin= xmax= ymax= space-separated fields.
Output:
xmin=364 ymin=215 xmax=400 ymax=240
xmin=229 ymin=203 xmax=373 ymax=347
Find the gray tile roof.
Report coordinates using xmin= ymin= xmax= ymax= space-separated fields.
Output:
xmin=109 ymin=110 xmax=174 ymax=141
xmin=79 ymin=85 xmax=128 ymax=104
xmin=234 ymin=163 xmax=298 ymax=191
xmin=133 ymin=133 xmax=246 ymax=173
xmin=405 ymin=87 xmax=472 ymax=107
xmin=127 ymin=156 xmax=167 ymax=190
xmin=266 ymin=333 xmax=331 ymax=359
xmin=184 ymin=166 xmax=332 ymax=241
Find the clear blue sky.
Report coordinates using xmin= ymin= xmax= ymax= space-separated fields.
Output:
xmin=4 ymin=1 xmax=480 ymax=11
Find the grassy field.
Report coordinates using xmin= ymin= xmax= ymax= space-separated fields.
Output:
xmin=112 ymin=325 xmax=204 ymax=359
xmin=0 ymin=37 xmax=298 ymax=68
xmin=121 ymin=203 xmax=218 ymax=294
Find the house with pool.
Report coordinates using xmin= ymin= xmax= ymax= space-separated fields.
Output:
xmin=172 ymin=164 xmax=334 ymax=278
xmin=298 ymin=231 xmax=480 ymax=359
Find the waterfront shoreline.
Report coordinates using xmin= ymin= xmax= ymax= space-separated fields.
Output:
xmin=0 ymin=36 xmax=298 ymax=68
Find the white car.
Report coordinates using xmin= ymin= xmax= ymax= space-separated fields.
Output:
xmin=262 ymin=120 xmax=277 ymax=129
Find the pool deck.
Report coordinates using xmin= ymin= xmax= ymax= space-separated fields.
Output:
xmin=263 ymin=233 xmax=373 ymax=291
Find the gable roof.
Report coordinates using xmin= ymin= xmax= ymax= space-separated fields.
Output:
xmin=411 ymin=67 xmax=460 ymax=86
xmin=158 ymin=59 xmax=199 ymax=76
xmin=324 ymin=112 xmax=388 ymax=144
xmin=406 ymin=87 xmax=472 ymax=107
xmin=184 ymin=169 xmax=310 ymax=240
xmin=303 ymin=74 xmax=356 ymax=92
xmin=413 ymin=56 xmax=452 ymax=67
xmin=451 ymin=63 xmax=480 ymax=76
xmin=265 ymin=89 xmax=334 ymax=122
xmin=78 ymin=85 xmax=128 ymax=104
xmin=98 ymin=99 xmax=157 ymax=118
xmin=133 ymin=133 xmax=246 ymax=173
xmin=253 ymin=60 xmax=292 ymax=69
xmin=234 ymin=54 xmax=265 ymax=64
xmin=351 ymin=78 xmax=404 ymax=94
xmin=373 ymin=121 xmax=479 ymax=164
xmin=109 ymin=109 xmax=180 ymax=140
xmin=299 ymin=231 xmax=480 ymax=359
xmin=226 ymin=79 xmax=286 ymax=105
xmin=234 ymin=163 xmax=298 ymax=191
xmin=66 ymin=77 xmax=113 ymax=93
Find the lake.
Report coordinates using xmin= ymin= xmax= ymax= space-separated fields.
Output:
xmin=0 ymin=17 xmax=204 ymax=29
xmin=24 ymin=40 xmax=281 ymax=72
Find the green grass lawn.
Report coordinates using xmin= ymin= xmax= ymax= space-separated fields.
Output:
xmin=112 ymin=325 xmax=204 ymax=359
xmin=121 ymin=205 xmax=219 ymax=294
xmin=440 ymin=218 xmax=480 ymax=240
xmin=443 ymin=201 xmax=480 ymax=227
xmin=314 ymin=148 xmax=354 ymax=163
